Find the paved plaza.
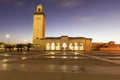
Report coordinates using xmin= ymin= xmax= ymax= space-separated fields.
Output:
xmin=0 ymin=50 xmax=120 ymax=80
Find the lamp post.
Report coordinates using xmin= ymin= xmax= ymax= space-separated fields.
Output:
xmin=6 ymin=34 xmax=10 ymax=44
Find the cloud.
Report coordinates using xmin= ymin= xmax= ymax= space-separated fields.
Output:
xmin=60 ymin=0 xmax=81 ymax=8
xmin=45 ymin=0 xmax=82 ymax=8
xmin=0 ymin=0 xmax=26 ymax=7
xmin=50 ymin=0 xmax=81 ymax=8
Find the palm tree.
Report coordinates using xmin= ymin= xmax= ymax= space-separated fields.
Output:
xmin=4 ymin=44 xmax=12 ymax=52
xmin=19 ymin=44 xmax=24 ymax=51
xmin=26 ymin=43 xmax=33 ymax=51
xmin=16 ymin=44 xmax=24 ymax=52
xmin=16 ymin=44 xmax=20 ymax=52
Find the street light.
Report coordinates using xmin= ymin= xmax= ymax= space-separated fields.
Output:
xmin=6 ymin=34 xmax=10 ymax=44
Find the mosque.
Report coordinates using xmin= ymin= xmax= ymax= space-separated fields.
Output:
xmin=33 ymin=4 xmax=92 ymax=51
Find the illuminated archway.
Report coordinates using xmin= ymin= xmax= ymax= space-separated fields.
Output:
xmin=74 ymin=43 xmax=79 ymax=50
xmin=51 ymin=43 xmax=55 ymax=50
xmin=69 ymin=43 xmax=73 ymax=50
xmin=62 ymin=43 xmax=67 ymax=50
xmin=79 ymin=43 xmax=84 ymax=50
xmin=56 ymin=43 xmax=60 ymax=50
xmin=46 ymin=43 xmax=50 ymax=50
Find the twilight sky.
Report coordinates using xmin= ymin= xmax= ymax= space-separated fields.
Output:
xmin=0 ymin=0 xmax=120 ymax=44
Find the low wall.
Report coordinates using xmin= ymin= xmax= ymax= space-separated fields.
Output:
xmin=100 ymin=48 xmax=120 ymax=51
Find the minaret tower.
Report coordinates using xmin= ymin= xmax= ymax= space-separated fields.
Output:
xmin=33 ymin=4 xmax=45 ymax=43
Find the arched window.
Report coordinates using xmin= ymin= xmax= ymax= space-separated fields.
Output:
xmin=56 ymin=43 xmax=60 ymax=50
xmin=62 ymin=43 xmax=67 ymax=50
xmin=38 ymin=8 xmax=41 ymax=12
xmin=74 ymin=43 xmax=78 ymax=46
xmin=69 ymin=43 xmax=73 ymax=50
xmin=36 ymin=37 xmax=39 ymax=39
xmin=46 ymin=43 xmax=50 ymax=50
xmin=51 ymin=43 xmax=55 ymax=50
xmin=74 ymin=43 xmax=78 ymax=50
xmin=80 ymin=43 xmax=84 ymax=50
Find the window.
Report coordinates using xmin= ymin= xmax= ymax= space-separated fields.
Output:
xmin=38 ymin=8 xmax=40 ymax=12
xmin=51 ymin=43 xmax=55 ymax=50
xmin=36 ymin=37 xmax=39 ymax=39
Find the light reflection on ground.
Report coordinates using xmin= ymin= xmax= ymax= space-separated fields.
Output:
xmin=0 ymin=51 xmax=120 ymax=75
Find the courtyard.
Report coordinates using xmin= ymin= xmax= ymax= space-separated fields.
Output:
xmin=0 ymin=50 xmax=120 ymax=80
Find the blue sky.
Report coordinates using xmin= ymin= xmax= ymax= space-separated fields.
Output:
xmin=0 ymin=0 xmax=120 ymax=44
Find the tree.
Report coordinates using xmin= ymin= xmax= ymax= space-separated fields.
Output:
xmin=26 ymin=43 xmax=33 ymax=51
xmin=4 ymin=44 xmax=12 ymax=52
xmin=16 ymin=44 xmax=24 ymax=52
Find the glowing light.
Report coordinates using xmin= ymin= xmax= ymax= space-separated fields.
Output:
xmin=74 ymin=57 xmax=78 ymax=59
xmin=51 ymin=56 xmax=55 ymax=58
xmin=51 ymin=52 xmax=55 ymax=55
xmin=51 ymin=43 xmax=55 ymax=50
xmin=2 ymin=64 xmax=7 ymax=70
xmin=62 ymin=43 xmax=67 ymax=50
xmin=6 ymin=34 xmax=10 ymax=44
xmin=22 ymin=57 xmax=26 ymax=60
xmin=63 ymin=56 xmax=67 ymax=59
xmin=6 ymin=34 xmax=10 ymax=38
xmin=74 ymin=52 xmax=79 ymax=55
xmin=69 ymin=43 xmax=73 ymax=50
xmin=46 ymin=43 xmax=50 ymax=50
xmin=2 ymin=59 xmax=8 ymax=63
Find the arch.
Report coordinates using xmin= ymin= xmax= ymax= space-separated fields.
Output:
xmin=56 ymin=43 xmax=60 ymax=50
xmin=38 ymin=8 xmax=41 ymax=12
xmin=46 ymin=43 xmax=50 ymax=50
xmin=79 ymin=43 xmax=84 ymax=50
xmin=37 ymin=4 xmax=43 ymax=12
xmin=36 ymin=37 xmax=39 ymax=39
xmin=51 ymin=42 xmax=55 ymax=50
xmin=62 ymin=43 xmax=67 ymax=50
xmin=74 ymin=43 xmax=79 ymax=50
xmin=69 ymin=43 xmax=73 ymax=50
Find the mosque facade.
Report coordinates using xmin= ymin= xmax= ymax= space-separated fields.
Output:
xmin=33 ymin=4 xmax=92 ymax=51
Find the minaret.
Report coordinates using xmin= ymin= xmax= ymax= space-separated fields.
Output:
xmin=33 ymin=4 xmax=45 ymax=43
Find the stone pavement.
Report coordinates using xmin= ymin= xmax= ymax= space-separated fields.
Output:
xmin=0 ymin=51 xmax=120 ymax=80
xmin=82 ymin=52 xmax=120 ymax=65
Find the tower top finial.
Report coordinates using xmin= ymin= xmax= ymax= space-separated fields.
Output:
xmin=36 ymin=4 xmax=43 ymax=12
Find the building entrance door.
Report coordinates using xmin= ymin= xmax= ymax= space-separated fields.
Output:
xmin=62 ymin=43 xmax=67 ymax=50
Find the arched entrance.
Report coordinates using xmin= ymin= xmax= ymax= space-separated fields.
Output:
xmin=79 ymin=43 xmax=84 ymax=50
xmin=45 ymin=42 xmax=84 ymax=51
xmin=69 ymin=43 xmax=73 ymax=50
xmin=74 ymin=43 xmax=79 ymax=50
xmin=56 ymin=43 xmax=60 ymax=50
xmin=51 ymin=43 xmax=55 ymax=50
xmin=62 ymin=43 xmax=67 ymax=50
xmin=46 ymin=43 xmax=50 ymax=50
